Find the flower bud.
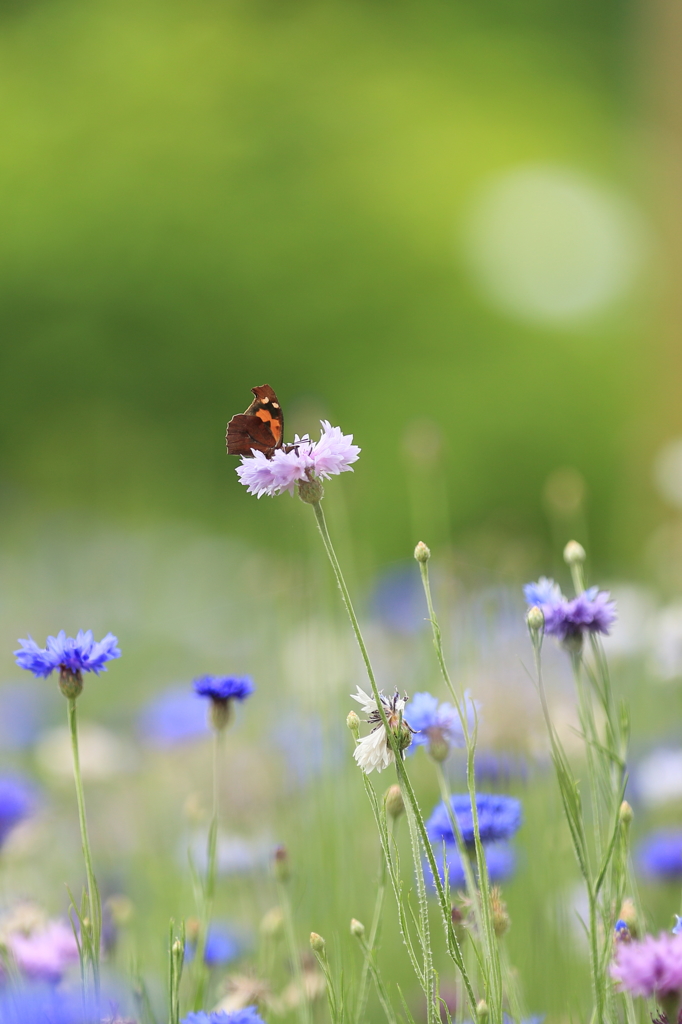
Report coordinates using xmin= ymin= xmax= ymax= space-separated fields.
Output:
xmin=59 ymin=668 xmax=83 ymax=700
xmin=260 ymin=907 xmax=284 ymax=938
xmin=384 ymin=784 xmax=405 ymax=820
xmin=614 ymin=919 xmax=631 ymax=943
xmin=619 ymin=800 xmax=634 ymax=826
xmin=414 ymin=541 xmax=431 ymax=564
xmin=491 ymin=887 xmax=510 ymax=937
xmin=394 ymin=719 xmax=413 ymax=754
xmin=209 ymin=698 xmax=232 ymax=731
xmin=476 ymin=999 xmax=489 ymax=1024
xmin=273 ymin=844 xmax=290 ymax=883
xmin=563 ymin=540 xmax=586 ymax=566
xmin=350 ymin=918 xmax=365 ymax=938
xmin=346 ymin=711 xmax=360 ymax=738
xmin=310 ymin=932 xmax=326 ymax=953
xmin=297 ymin=470 xmax=325 ymax=505
xmin=526 ymin=606 xmax=544 ymax=633
xmin=427 ymin=735 xmax=450 ymax=763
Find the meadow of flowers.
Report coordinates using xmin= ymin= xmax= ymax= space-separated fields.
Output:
xmin=1 ymin=412 xmax=682 ymax=1024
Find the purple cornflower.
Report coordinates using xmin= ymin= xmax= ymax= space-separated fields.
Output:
xmin=424 ymin=841 xmax=516 ymax=891
xmin=15 ymin=630 xmax=120 ymax=678
xmin=0 ymin=986 xmax=122 ymax=1024
xmin=9 ymin=919 xmax=79 ymax=983
xmin=194 ymin=676 xmax=255 ymax=702
xmin=611 ymin=932 xmax=682 ymax=999
xmin=182 ymin=1010 xmax=264 ymax=1024
xmin=426 ymin=793 xmax=522 ymax=846
xmin=235 ymin=421 xmax=360 ymax=498
xmin=523 ymin=580 xmax=616 ymax=643
xmin=194 ymin=676 xmax=254 ymax=731
xmin=638 ymin=831 xmax=682 ymax=880
xmin=406 ymin=691 xmax=476 ymax=759
xmin=0 ymin=775 xmax=36 ymax=847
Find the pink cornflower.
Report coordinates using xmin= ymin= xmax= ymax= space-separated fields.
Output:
xmin=235 ymin=421 xmax=360 ymax=498
xmin=611 ymin=932 xmax=682 ymax=1002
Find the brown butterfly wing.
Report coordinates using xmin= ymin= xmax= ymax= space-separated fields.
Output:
xmin=226 ymin=384 xmax=284 ymax=458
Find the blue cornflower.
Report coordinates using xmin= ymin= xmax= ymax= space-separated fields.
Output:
xmin=194 ymin=676 xmax=255 ymax=702
xmin=472 ymin=750 xmax=528 ymax=786
xmin=523 ymin=577 xmax=562 ymax=608
xmin=615 ymin=919 xmax=631 ymax=942
xmin=406 ymin=691 xmax=476 ymax=760
xmin=182 ymin=1009 xmax=264 ymax=1024
xmin=0 ymin=984 xmax=125 ymax=1023
xmin=15 ymin=630 xmax=120 ymax=678
xmin=186 ymin=923 xmax=242 ymax=967
xmin=138 ymin=688 xmax=210 ymax=747
xmin=426 ymin=793 xmax=522 ymax=846
xmin=424 ymin=841 xmax=516 ymax=891
xmin=0 ymin=775 xmax=36 ymax=846
xmin=638 ymin=830 xmax=682 ymax=880
xmin=194 ymin=676 xmax=254 ymax=731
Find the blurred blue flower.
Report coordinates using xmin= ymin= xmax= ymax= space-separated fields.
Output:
xmin=424 ymin=841 xmax=516 ymax=891
xmin=406 ymin=691 xmax=476 ymax=757
xmin=0 ymin=985 xmax=126 ymax=1023
xmin=0 ymin=684 xmax=53 ymax=749
xmin=638 ymin=830 xmax=682 ymax=880
xmin=194 ymin=676 xmax=255 ymax=702
xmin=186 ymin=923 xmax=243 ymax=967
xmin=182 ymin=1009 xmax=264 ymax=1024
xmin=370 ymin=565 xmax=426 ymax=635
xmin=138 ymin=687 xmax=210 ymax=746
xmin=0 ymin=775 xmax=37 ymax=846
xmin=274 ymin=711 xmax=344 ymax=787
xmin=9 ymin=918 xmax=79 ymax=983
xmin=523 ymin=577 xmax=562 ymax=608
xmin=673 ymin=915 xmax=682 ymax=935
xmin=426 ymin=793 xmax=522 ymax=846
xmin=14 ymin=630 xmax=120 ymax=678
xmin=471 ymin=750 xmax=529 ymax=786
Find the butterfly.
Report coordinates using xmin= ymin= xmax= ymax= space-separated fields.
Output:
xmin=226 ymin=384 xmax=285 ymax=459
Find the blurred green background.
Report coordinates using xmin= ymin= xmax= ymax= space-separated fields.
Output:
xmin=0 ymin=0 xmax=678 ymax=576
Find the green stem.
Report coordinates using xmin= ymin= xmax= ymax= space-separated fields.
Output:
xmin=353 ymin=930 xmax=401 ymax=1024
xmin=277 ymin=877 xmax=311 ymax=1024
xmin=67 ymin=696 xmax=101 ymax=994
xmin=355 ymin=825 xmax=391 ymax=1024
xmin=192 ymin=728 xmax=222 ymax=1010
xmin=310 ymin=501 xmax=476 ymax=1014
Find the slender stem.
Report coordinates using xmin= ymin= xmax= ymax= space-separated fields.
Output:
xmin=67 ymin=696 xmax=100 ymax=994
xmin=353 ymin=930 xmax=401 ymax=1024
xmin=355 ymin=824 xmax=391 ymax=1024
xmin=192 ymin=727 xmax=222 ymax=1010
xmin=277 ymin=877 xmax=311 ymax=1024
xmin=311 ymin=501 xmax=476 ymax=1014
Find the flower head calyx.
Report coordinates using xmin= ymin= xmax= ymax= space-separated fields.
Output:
xmin=14 ymin=630 xmax=121 ymax=700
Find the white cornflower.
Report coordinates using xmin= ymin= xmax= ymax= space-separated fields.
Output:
xmin=350 ymin=686 xmax=413 ymax=774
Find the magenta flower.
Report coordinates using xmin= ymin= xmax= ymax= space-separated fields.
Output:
xmin=9 ymin=919 xmax=79 ymax=983
xmin=235 ymin=421 xmax=360 ymax=497
xmin=611 ymin=932 xmax=682 ymax=1000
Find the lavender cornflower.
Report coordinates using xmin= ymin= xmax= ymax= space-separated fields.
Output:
xmin=182 ymin=1010 xmax=264 ymax=1024
xmin=235 ymin=421 xmax=360 ymax=499
xmin=406 ymin=691 xmax=477 ymax=761
xmin=638 ymin=831 xmax=682 ymax=881
xmin=523 ymin=579 xmax=616 ymax=645
xmin=15 ymin=630 xmax=120 ymax=699
xmin=611 ymin=932 xmax=682 ymax=1012
xmin=194 ymin=676 xmax=254 ymax=731
xmin=350 ymin=686 xmax=413 ymax=774
xmin=426 ymin=793 xmax=522 ymax=846
xmin=0 ymin=775 xmax=36 ymax=847
xmin=9 ymin=919 xmax=79 ymax=983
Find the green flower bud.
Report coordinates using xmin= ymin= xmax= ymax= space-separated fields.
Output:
xmin=476 ymin=999 xmax=489 ymax=1024
xmin=384 ymin=784 xmax=405 ymax=820
xmin=346 ymin=710 xmax=360 ymax=739
xmin=563 ymin=540 xmax=586 ymax=566
xmin=59 ymin=668 xmax=83 ymax=700
xmin=273 ymin=844 xmax=290 ymax=883
xmin=310 ymin=932 xmax=326 ymax=952
xmin=619 ymin=800 xmax=634 ymax=826
xmin=414 ymin=541 xmax=431 ymax=564
xmin=350 ymin=918 xmax=365 ymax=938
xmin=526 ymin=606 xmax=545 ymax=633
